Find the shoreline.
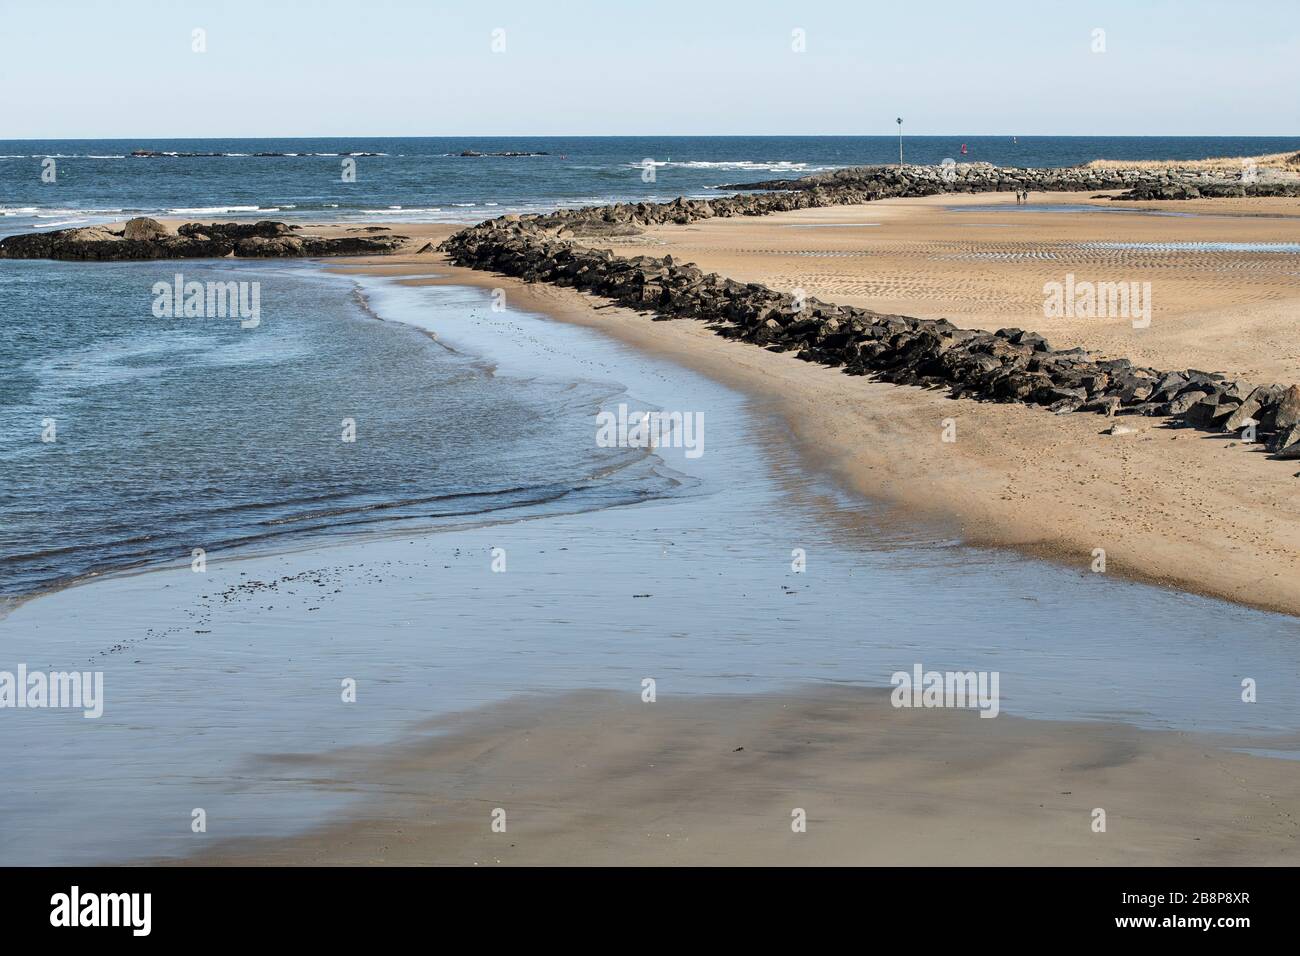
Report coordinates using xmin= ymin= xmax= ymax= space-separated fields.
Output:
xmin=9 ymin=187 xmax=1300 ymax=618
xmin=16 ymin=231 xmax=1297 ymax=619
xmin=333 ymin=229 xmax=1300 ymax=619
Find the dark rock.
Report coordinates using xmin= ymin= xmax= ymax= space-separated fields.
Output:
xmin=1222 ymin=385 xmax=1281 ymax=431
xmin=122 ymin=217 xmax=169 ymax=241
xmin=0 ymin=219 xmax=404 ymax=260
xmin=1166 ymin=390 xmax=1209 ymax=415
xmin=1274 ymin=384 xmax=1300 ymax=431
xmin=177 ymin=220 xmax=296 ymax=240
xmin=1081 ymin=395 xmax=1122 ymax=417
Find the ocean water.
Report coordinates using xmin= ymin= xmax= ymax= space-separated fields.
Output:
xmin=0 ymin=260 xmax=680 ymax=597
xmin=2 ymin=135 xmax=1296 ymax=234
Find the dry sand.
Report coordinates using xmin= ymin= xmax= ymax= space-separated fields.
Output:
xmin=616 ymin=192 xmax=1300 ymax=384
xmin=183 ymin=687 xmax=1300 ymax=866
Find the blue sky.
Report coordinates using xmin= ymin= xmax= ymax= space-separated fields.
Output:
xmin=1 ymin=0 xmax=1296 ymax=137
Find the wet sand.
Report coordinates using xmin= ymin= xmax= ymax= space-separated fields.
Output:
xmin=182 ymin=686 xmax=1300 ymax=866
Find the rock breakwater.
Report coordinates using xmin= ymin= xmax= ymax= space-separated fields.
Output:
xmin=440 ymin=173 xmax=1300 ymax=460
xmin=721 ymin=161 xmax=1300 ymax=200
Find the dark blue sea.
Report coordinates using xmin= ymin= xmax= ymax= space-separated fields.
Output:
xmin=3 ymin=135 xmax=1297 ymax=234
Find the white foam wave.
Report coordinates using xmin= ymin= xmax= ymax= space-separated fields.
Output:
xmin=622 ymin=160 xmax=842 ymax=173
xmin=360 ymin=207 xmax=444 ymax=215
xmin=165 ymin=205 xmax=264 ymax=215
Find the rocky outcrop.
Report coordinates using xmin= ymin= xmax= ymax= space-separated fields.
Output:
xmin=0 ymin=223 xmax=236 ymax=260
xmin=176 ymin=220 xmax=297 ymax=240
xmin=0 ymin=218 xmax=408 ymax=260
xmin=439 ymin=186 xmax=1300 ymax=461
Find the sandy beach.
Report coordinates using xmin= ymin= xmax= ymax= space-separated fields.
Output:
xmin=617 ymin=191 xmax=1300 ymax=384
xmin=315 ymin=190 xmax=1300 ymax=618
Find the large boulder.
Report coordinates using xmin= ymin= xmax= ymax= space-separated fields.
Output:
xmin=1273 ymin=384 xmax=1300 ymax=432
xmin=122 ymin=217 xmax=169 ymax=241
xmin=1222 ymin=384 xmax=1283 ymax=431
